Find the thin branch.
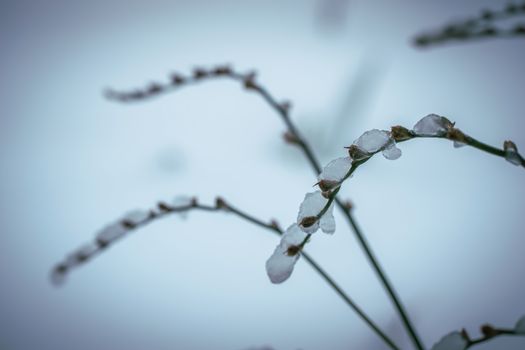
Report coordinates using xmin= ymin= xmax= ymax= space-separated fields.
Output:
xmin=106 ymin=65 xmax=424 ymax=350
xmin=413 ymin=2 xmax=525 ymax=48
xmin=460 ymin=324 xmax=523 ymax=349
xmin=51 ymin=197 xmax=400 ymax=350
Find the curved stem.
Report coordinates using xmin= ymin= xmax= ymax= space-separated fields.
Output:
xmin=52 ymin=198 xmax=400 ymax=350
xmin=106 ymin=66 xmax=426 ymax=349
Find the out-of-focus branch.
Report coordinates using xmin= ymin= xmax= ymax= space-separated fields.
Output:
xmin=465 ymin=324 xmax=520 ymax=348
xmin=413 ymin=2 xmax=525 ymax=48
xmin=106 ymin=65 xmax=421 ymax=350
xmin=51 ymin=197 xmax=400 ymax=350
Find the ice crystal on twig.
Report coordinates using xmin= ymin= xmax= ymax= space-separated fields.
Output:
xmin=297 ymin=191 xmax=335 ymax=234
xmin=317 ymin=157 xmax=353 ymax=192
xmin=413 ymin=114 xmax=453 ymax=137
xmin=504 ymin=140 xmax=522 ymax=166
xmin=265 ymin=224 xmax=307 ymax=284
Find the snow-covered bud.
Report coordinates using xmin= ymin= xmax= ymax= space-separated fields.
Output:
xmin=351 ymin=129 xmax=402 ymax=160
xmin=346 ymin=144 xmax=370 ymax=161
xmin=297 ymin=191 xmax=335 ymax=234
xmin=121 ymin=209 xmax=150 ymax=228
xmin=430 ymin=331 xmax=468 ymax=350
xmin=413 ymin=114 xmax=454 ymax=137
xmin=265 ymin=224 xmax=307 ymax=284
xmin=504 ymin=140 xmax=522 ymax=166
xmin=96 ymin=222 xmax=127 ymax=247
xmin=390 ymin=125 xmax=413 ymax=142
xmin=317 ymin=157 xmax=353 ymax=192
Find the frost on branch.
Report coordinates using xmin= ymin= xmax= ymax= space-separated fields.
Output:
xmin=504 ymin=141 xmax=522 ymax=166
xmin=122 ymin=209 xmax=150 ymax=227
xmin=349 ymin=129 xmax=402 ymax=161
xmin=412 ymin=114 xmax=453 ymax=137
xmin=265 ymin=224 xmax=307 ymax=284
xmin=297 ymin=191 xmax=335 ymax=234
xmin=431 ymin=331 xmax=468 ymax=350
xmin=516 ymin=315 xmax=525 ymax=334
xmin=96 ymin=222 xmax=127 ymax=246
xmin=318 ymin=157 xmax=353 ymax=191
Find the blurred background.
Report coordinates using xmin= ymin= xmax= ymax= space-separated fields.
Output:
xmin=1 ymin=0 xmax=524 ymax=349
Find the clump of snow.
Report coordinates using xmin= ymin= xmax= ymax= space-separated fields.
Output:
xmin=122 ymin=210 xmax=150 ymax=225
xmin=96 ymin=222 xmax=127 ymax=245
xmin=318 ymin=157 xmax=352 ymax=191
xmin=430 ymin=331 xmax=467 ymax=350
xmin=354 ymin=129 xmax=391 ymax=153
xmin=382 ymin=142 xmax=402 ymax=160
xmin=170 ymin=195 xmax=195 ymax=219
xmin=504 ymin=141 xmax=521 ymax=166
xmin=297 ymin=191 xmax=335 ymax=234
xmin=352 ymin=129 xmax=402 ymax=160
xmin=265 ymin=224 xmax=307 ymax=284
xmin=413 ymin=114 xmax=453 ymax=137
xmin=515 ymin=315 xmax=525 ymax=334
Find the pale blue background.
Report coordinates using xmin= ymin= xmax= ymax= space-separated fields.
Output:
xmin=1 ymin=1 xmax=524 ymax=349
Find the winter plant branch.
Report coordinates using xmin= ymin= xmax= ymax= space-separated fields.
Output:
xmin=51 ymin=196 xmax=400 ymax=350
xmin=55 ymin=65 xmax=525 ymax=350
xmin=105 ymin=65 xmax=425 ymax=350
xmin=430 ymin=316 xmax=525 ymax=350
xmin=413 ymin=2 xmax=525 ymax=48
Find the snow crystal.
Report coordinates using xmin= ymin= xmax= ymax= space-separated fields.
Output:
xmin=431 ymin=332 xmax=467 ymax=350
xmin=318 ymin=157 xmax=353 ymax=190
xmin=297 ymin=191 xmax=335 ymax=234
xmin=354 ymin=129 xmax=391 ymax=153
xmin=515 ymin=315 xmax=525 ymax=334
xmin=265 ymin=224 xmax=307 ymax=284
xmin=122 ymin=210 xmax=150 ymax=224
xmin=413 ymin=114 xmax=453 ymax=137
xmin=382 ymin=142 xmax=402 ymax=160
xmin=96 ymin=222 xmax=127 ymax=244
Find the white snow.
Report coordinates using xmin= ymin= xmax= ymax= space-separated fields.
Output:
xmin=318 ymin=157 xmax=353 ymax=186
xmin=96 ymin=222 xmax=127 ymax=244
xmin=354 ymin=129 xmax=391 ymax=153
xmin=265 ymin=224 xmax=306 ymax=284
xmin=515 ymin=315 xmax=525 ymax=334
xmin=430 ymin=331 xmax=467 ymax=350
xmin=504 ymin=143 xmax=521 ymax=166
xmin=170 ymin=195 xmax=195 ymax=218
xmin=382 ymin=142 xmax=402 ymax=160
xmin=413 ymin=114 xmax=452 ymax=137
xmin=123 ymin=209 xmax=150 ymax=224
xmin=297 ymin=191 xmax=335 ymax=234
xmin=319 ymin=203 xmax=336 ymax=234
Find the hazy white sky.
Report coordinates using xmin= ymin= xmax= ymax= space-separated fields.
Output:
xmin=1 ymin=1 xmax=524 ymax=349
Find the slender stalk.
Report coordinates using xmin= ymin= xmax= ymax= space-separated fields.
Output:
xmin=106 ymin=66 xmax=425 ymax=350
xmin=52 ymin=198 xmax=400 ymax=350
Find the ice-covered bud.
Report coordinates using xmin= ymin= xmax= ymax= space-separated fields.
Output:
xmin=318 ymin=157 xmax=353 ymax=191
xmin=265 ymin=224 xmax=307 ymax=284
xmin=74 ymin=243 xmax=99 ymax=262
xmin=297 ymin=191 xmax=335 ymax=234
xmin=351 ymin=129 xmax=402 ymax=161
xmin=504 ymin=140 xmax=522 ymax=166
xmin=346 ymin=144 xmax=370 ymax=161
xmin=431 ymin=331 xmax=468 ymax=350
xmin=413 ymin=114 xmax=454 ymax=137
xmin=121 ymin=209 xmax=150 ymax=228
xmin=96 ymin=222 xmax=127 ymax=247
xmin=354 ymin=129 xmax=391 ymax=153
xmin=515 ymin=315 xmax=525 ymax=334
xmin=391 ymin=125 xmax=414 ymax=142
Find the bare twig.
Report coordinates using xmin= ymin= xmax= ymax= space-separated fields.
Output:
xmin=106 ymin=65 xmax=423 ymax=350
xmin=413 ymin=2 xmax=525 ymax=48
xmin=51 ymin=197 xmax=400 ymax=350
